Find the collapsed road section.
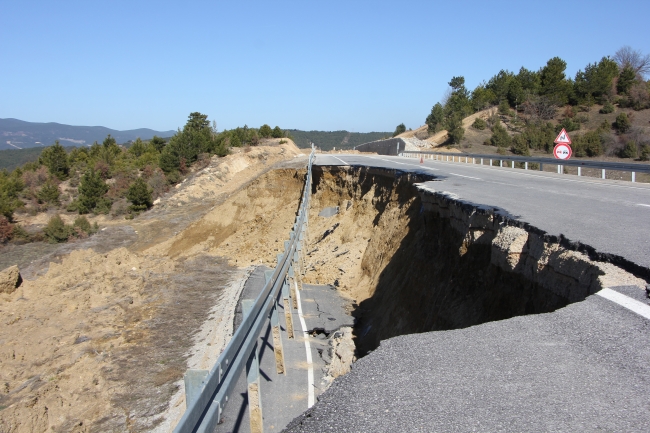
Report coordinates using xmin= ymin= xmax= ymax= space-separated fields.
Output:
xmin=281 ymin=164 xmax=650 ymax=432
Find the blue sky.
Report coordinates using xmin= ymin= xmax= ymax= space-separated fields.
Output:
xmin=1 ymin=0 xmax=649 ymax=132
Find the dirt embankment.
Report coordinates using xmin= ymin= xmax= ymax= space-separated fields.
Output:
xmin=0 ymin=141 xmax=307 ymax=433
xmin=303 ymin=166 xmax=647 ymax=355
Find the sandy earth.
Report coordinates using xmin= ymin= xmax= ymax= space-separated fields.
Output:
xmin=0 ymin=140 xmax=308 ymax=432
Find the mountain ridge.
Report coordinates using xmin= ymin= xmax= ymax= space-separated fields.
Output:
xmin=0 ymin=118 xmax=176 ymax=150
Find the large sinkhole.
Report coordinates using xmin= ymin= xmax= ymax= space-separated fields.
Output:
xmin=306 ymin=165 xmax=603 ymax=357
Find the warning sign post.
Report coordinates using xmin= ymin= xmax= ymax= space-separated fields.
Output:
xmin=553 ymin=128 xmax=572 ymax=160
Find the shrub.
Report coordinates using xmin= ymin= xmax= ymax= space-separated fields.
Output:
xmin=599 ymin=102 xmax=615 ymax=114
xmin=556 ymin=117 xmax=580 ymax=133
xmin=73 ymin=215 xmax=98 ymax=236
xmin=511 ymin=135 xmax=530 ymax=155
xmin=488 ymin=122 xmax=511 ymax=148
xmin=259 ymin=124 xmax=272 ymax=138
xmin=613 ymin=112 xmax=631 ymax=133
xmin=37 ymin=182 xmax=61 ymax=206
xmin=471 ymin=118 xmax=487 ymax=130
xmin=572 ymin=130 xmax=604 ymax=157
xmin=619 ymin=140 xmax=637 ymax=158
xmin=0 ymin=216 xmax=13 ymax=243
xmin=43 ymin=215 xmax=73 ymax=243
xmin=498 ymin=100 xmax=510 ymax=115
xmin=640 ymin=144 xmax=650 ymax=161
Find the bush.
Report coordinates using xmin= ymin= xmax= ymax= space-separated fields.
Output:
xmin=471 ymin=118 xmax=487 ymax=130
xmin=126 ymin=177 xmax=153 ymax=213
xmin=556 ymin=117 xmax=580 ymax=133
xmin=599 ymin=102 xmax=615 ymax=114
xmin=511 ymin=135 xmax=530 ymax=155
xmin=640 ymin=145 xmax=650 ymax=161
xmin=271 ymin=126 xmax=284 ymax=138
xmin=0 ymin=216 xmax=13 ymax=243
xmin=37 ymin=182 xmax=60 ymax=206
xmin=488 ymin=122 xmax=511 ymax=148
xmin=43 ymin=215 xmax=73 ymax=243
xmin=259 ymin=124 xmax=272 ymax=138
xmin=73 ymin=215 xmax=98 ymax=236
xmin=619 ymin=140 xmax=637 ymax=158
xmin=498 ymin=100 xmax=510 ymax=115
xmin=613 ymin=112 xmax=631 ymax=133
xmin=572 ymin=130 xmax=604 ymax=157
xmin=39 ymin=141 xmax=70 ymax=180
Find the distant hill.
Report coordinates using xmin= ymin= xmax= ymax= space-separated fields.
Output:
xmin=0 ymin=118 xmax=175 ymax=151
xmin=287 ymin=130 xmax=391 ymax=151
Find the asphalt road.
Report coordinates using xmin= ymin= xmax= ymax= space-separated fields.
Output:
xmin=276 ymin=153 xmax=650 ymax=432
xmin=215 ymin=268 xmax=354 ymax=433
xmin=315 ymin=154 xmax=650 ymax=273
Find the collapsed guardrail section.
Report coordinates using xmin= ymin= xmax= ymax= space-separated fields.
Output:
xmin=400 ymin=150 xmax=650 ymax=182
xmin=174 ymin=146 xmax=315 ymax=433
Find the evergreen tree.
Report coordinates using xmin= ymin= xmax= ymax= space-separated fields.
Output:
xmin=617 ymin=66 xmax=636 ymax=95
xmin=129 ymin=137 xmax=146 ymax=157
xmin=574 ymin=57 xmax=619 ymax=103
xmin=150 ymin=135 xmax=166 ymax=152
xmin=259 ymin=124 xmax=272 ymax=138
xmin=78 ymin=168 xmax=110 ymax=214
xmin=540 ymin=57 xmax=572 ymax=105
xmin=271 ymin=126 xmax=284 ymax=138
xmin=392 ymin=123 xmax=406 ymax=137
xmin=126 ymin=177 xmax=153 ymax=212
xmin=447 ymin=115 xmax=465 ymax=144
xmin=426 ymin=103 xmax=445 ymax=132
xmin=39 ymin=141 xmax=70 ymax=180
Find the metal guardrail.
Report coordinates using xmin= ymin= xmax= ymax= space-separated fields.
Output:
xmin=174 ymin=146 xmax=315 ymax=433
xmin=399 ymin=150 xmax=650 ymax=182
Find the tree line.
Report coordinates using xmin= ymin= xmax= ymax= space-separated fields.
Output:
xmin=423 ymin=46 xmax=650 ymax=159
xmin=0 ymin=113 xmax=288 ymax=244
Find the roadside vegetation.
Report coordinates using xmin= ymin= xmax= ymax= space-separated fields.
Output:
xmin=0 ymin=112 xmax=289 ymax=245
xmin=424 ymin=46 xmax=650 ymax=160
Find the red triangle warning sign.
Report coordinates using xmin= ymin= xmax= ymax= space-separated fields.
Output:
xmin=554 ymin=128 xmax=572 ymax=145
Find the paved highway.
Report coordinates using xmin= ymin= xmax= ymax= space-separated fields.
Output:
xmin=315 ymin=154 xmax=650 ymax=273
xmin=279 ymin=153 xmax=650 ymax=432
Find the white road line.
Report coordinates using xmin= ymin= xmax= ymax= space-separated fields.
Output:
xmin=372 ymin=157 xmax=438 ymax=171
xmin=596 ymin=288 xmax=650 ymax=320
xmin=329 ymin=155 xmax=349 ymax=166
xmin=448 ymin=173 xmax=481 ymax=180
xmin=293 ymin=279 xmax=315 ymax=408
xmin=637 ymin=204 xmax=650 ymax=208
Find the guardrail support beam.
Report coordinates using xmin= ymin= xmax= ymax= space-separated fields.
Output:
xmin=511 ymin=161 xmax=514 ymax=169
xmin=525 ymin=162 xmax=528 ymax=170
xmin=632 ymin=172 xmax=636 ymax=182
xmin=246 ymin=342 xmax=263 ymax=433
xmin=602 ymin=169 xmax=606 ymax=179
xmin=539 ymin=163 xmax=544 ymax=171
xmin=282 ymin=278 xmax=294 ymax=338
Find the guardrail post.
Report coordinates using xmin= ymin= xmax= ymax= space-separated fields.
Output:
xmin=602 ymin=169 xmax=606 ymax=179
xmin=184 ymin=370 xmax=209 ymax=409
xmin=539 ymin=163 xmax=543 ymax=171
xmin=242 ymin=299 xmax=264 ymax=433
xmin=525 ymin=161 xmax=528 ymax=170
xmin=270 ymin=300 xmax=286 ymax=375
xmin=481 ymin=158 xmax=483 ymax=165
xmin=489 ymin=159 xmax=492 ymax=166
xmin=511 ymin=161 xmax=514 ymax=169
xmin=473 ymin=157 xmax=475 ymax=164
xmin=632 ymin=172 xmax=636 ymax=182
xmin=578 ymin=167 xmax=581 ymax=176
xmin=499 ymin=160 xmax=503 ymax=168
xmin=282 ymin=277 xmax=294 ymax=338
xmin=557 ymin=165 xmax=561 ymax=174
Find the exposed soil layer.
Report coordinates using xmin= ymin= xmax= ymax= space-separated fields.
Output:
xmin=304 ymin=166 xmax=647 ymax=356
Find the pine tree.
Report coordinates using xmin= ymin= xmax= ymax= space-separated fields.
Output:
xmin=78 ymin=169 xmax=109 ymax=214
xmin=126 ymin=177 xmax=153 ymax=212
xmin=39 ymin=141 xmax=70 ymax=180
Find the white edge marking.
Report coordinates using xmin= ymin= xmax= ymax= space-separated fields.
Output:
xmin=637 ymin=204 xmax=650 ymax=208
xmin=294 ymin=280 xmax=315 ymax=407
xmin=596 ymin=288 xmax=650 ymax=320
xmin=448 ymin=172 xmax=481 ymax=180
